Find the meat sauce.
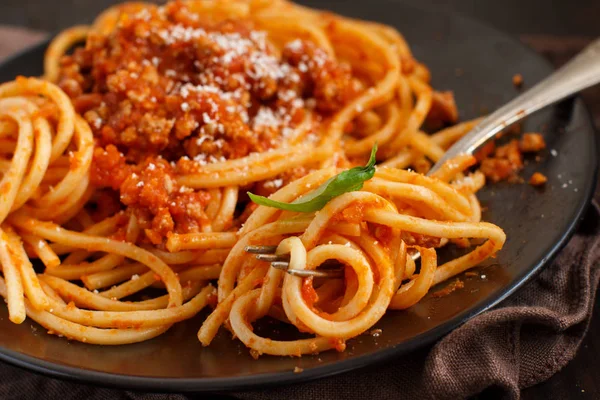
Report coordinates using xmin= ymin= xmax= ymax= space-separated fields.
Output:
xmin=58 ymin=1 xmax=361 ymax=243
xmin=301 ymin=277 xmax=319 ymax=310
xmin=427 ymin=90 xmax=459 ymax=128
xmin=476 ymin=132 xmax=546 ymax=183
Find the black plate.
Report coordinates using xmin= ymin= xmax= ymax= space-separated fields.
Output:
xmin=0 ymin=0 xmax=596 ymax=392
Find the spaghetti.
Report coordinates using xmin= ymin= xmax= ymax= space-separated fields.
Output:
xmin=0 ymin=0 xmax=506 ymax=356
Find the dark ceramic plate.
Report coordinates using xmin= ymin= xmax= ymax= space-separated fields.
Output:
xmin=0 ymin=0 xmax=596 ymax=393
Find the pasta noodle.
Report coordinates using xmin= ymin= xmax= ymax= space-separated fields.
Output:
xmin=0 ymin=0 xmax=506 ymax=356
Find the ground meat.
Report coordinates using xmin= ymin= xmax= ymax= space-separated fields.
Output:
xmin=281 ymin=39 xmax=361 ymax=114
xmin=90 ymin=145 xmax=131 ymax=190
xmin=477 ymin=130 xmax=547 ymax=184
xmin=91 ymin=145 xmax=211 ymax=243
xmin=474 ymin=141 xmax=496 ymax=163
xmin=401 ymin=231 xmax=442 ymax=248
xmin=426 ymin=91 xmax=459 ymax=126
xmin=58 ymin=1 xmax=362 ymax=242
xmin=519 ymin=132 xmax=546 ymax=152
xmin=119 ymin=157 xmax=211 ymax=243
xmin=529 ymin=172 xmax=548 ymax=186
xmin=59 ymin=4 xmax=360 ymax=163
xmin=480 ymin=158 xmax=516 ymax=182
xmin=432 ymin=279 xmax=465 ymax=298
xmin=495 ymin=140 xmax=523 ymax=168
xmin=513 ymin=73 xmax=524 ymax=88
xmin=479 ymin=140 xmax=523 ymax=183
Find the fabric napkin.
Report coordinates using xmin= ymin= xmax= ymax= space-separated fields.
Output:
xmin=0 ymin=28 xmax=598 ymax=400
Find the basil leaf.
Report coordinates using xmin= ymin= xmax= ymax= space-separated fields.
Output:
xmin=247 ymin=144 xmax=378 ymax=212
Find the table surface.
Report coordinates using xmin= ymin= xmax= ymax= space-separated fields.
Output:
xmin=0 ymin=1 xmax=598 ymax=399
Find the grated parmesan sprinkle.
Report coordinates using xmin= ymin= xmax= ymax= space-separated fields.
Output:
xmin=253 ymin=107 xmax=281 ymax=129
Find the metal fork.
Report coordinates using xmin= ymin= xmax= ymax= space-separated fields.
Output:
xmin=245 ymin=245 xmax=420 ymax=278
xmin=245 ymin=245 xmax=345 ymax=278
xmin=246 ymin=38 xmax=600 ymax=279
xmin=429 ymin=37 xmax=600 ymax=174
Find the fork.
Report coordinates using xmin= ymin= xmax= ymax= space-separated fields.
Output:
xmin=246 ymin=38 xmax=600 ymax=279
xmin=245 ymin=245 xmax=345 ymax=278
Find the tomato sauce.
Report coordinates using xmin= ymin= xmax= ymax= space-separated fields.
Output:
xmin=301 ymin=277 xmax=319 ymax=309
xmin=58 ymin=1 xmax=361 ymax=243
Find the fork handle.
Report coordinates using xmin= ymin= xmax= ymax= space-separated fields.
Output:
xmin=430 ymin=37 xmax=600 ymax=174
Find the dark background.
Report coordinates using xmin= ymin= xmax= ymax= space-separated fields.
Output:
xmin=0 ymin=0 xmax=598 ymax=37
xmin=0 ymin=0 xmax=598 ymax=399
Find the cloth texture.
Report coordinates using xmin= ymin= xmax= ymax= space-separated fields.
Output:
xmin=0 ymin=27 xmax=598 ymax=400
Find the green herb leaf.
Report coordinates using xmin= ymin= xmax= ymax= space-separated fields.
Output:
xmin=247 ymin=144 xmax=378 ymax=212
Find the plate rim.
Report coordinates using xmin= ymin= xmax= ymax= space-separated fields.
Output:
xmin=0 ymin=4 xmax=597 ymax=393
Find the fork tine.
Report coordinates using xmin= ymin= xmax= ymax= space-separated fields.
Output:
xmin=287 ymin=269 xmax=345 ymax=279
xmin=248 ymin=245 xmax=345 ymax=279
xmin=270 ymin=261 xmax=344 ymax=279
xmin=255 ymin=254 xmax=290 ymax=262
xmin=245 ymin=245 xmax=278 ymax=254
xmin=271 ymin=261 xmax=290 ymax=270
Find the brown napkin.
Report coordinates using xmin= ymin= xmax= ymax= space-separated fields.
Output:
xmin=0 ymin=26 xmax=47 ymax=60
xmin=0 ymin=28 xmax=598 ymax=400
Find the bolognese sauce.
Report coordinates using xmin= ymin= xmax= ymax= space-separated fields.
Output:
xmin=475 ymin=132 xmax=546 ymax=183
xmin=57 ymin=1 xmax=362 ymax=243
